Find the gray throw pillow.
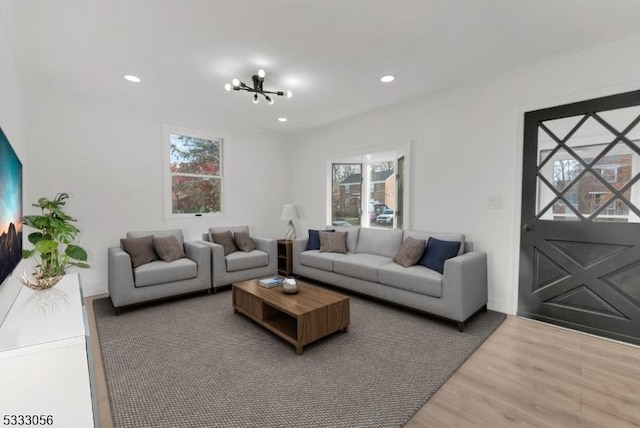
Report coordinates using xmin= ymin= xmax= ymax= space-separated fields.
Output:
xmin=153 ymin=235 xmax=185 ymax=262
xmin=234 ymin=231 xmax=255 ymax=252
xmin=120 ymin=235 xmax=158 ymax=268
xmin=211 ymin=230 xmax=238 ymax=256
xmin=393 ymin=236 xmax=426 ymax=268
xmin=319 ymin=231 xmax=348 ymax=253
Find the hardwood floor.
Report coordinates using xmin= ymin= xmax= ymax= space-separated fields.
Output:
xmin=407 ymin=315 xmax=640 ymax=427
xmin=85 ymin=295 xmax=114 ymax=428
xmin=86 ymin=295 xmax=640 ymax=427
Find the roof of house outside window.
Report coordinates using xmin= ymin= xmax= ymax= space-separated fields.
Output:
xmin=340 ymin=174 xmax=362 ymax=185
xmin=339 ymin=169 xmax=393 ymax=185
xmin=371 ymin=170 xmax=394 ymax=183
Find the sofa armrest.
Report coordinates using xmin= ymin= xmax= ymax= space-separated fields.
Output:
xmin=184 ymin=241 xmax=211 ymax=284
xmin=292 ymin=238 xmax=309 ymax=274
xmin=252 ymin=236 xmax=275 ymax=254
xmin=441 ymin=251 xmax=488 ymax=322
xmin=108 ymin=246 xmax=136 ymax=308
xmin=252 ymin=236 xmax=277 ymax=271
xmin=198 ymin=240 xmax=227 ymax=286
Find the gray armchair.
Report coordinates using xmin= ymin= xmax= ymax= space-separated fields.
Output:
xmin=199 ymin=226 xmax=277 ymax=292
xmin=108 ymin=229 xmax=211 ymax=313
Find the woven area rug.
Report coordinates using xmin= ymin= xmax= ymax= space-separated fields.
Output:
xmin=94 ymin=289 xmax=505 ymax=428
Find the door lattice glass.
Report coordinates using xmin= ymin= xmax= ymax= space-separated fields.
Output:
xmin=536 ymin=105 xmax=640 ymax=223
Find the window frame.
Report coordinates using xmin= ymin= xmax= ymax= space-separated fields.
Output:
xmin=163 ymin=123 xmax=225 ymax=219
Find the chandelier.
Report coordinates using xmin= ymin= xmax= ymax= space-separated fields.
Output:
xmin=224 ymin=69 xmax=292 ymax=104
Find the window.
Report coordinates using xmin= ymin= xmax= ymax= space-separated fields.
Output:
xmin=329 ymin=146 xmax=409 ymax=229
xmin=164 ymin=124 xmax=223 ymax=217
xmin=589 ymin=192 xmax=605 ymax=212
xmin=368 ymin=162 xmax=395 ymax=228
xmin=594 ymin=165 xmax=619 ymax=183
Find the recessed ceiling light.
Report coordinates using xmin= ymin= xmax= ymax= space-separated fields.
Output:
xmin=380 ymin=75 xmax=395 ymax=83
xmin=123 ymin=74 xmax=141 ymax=83
xmin=278 ymin=117 xmax=288 ymax=122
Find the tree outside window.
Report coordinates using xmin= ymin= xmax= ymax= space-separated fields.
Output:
xmin=169 ymin=132 xmax=222 ymax=215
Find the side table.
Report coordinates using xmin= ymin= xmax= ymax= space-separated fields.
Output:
xmin=277 ymin=239 xmax=293 ymax=276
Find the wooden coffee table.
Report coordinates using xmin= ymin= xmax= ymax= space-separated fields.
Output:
xmin=232 ymin=279 xmax=350 ymax=354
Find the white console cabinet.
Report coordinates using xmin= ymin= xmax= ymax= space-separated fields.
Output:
xmin=0 ymin=273 xmax=95 ymax=428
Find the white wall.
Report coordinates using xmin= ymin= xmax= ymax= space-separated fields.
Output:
xmin=25 ymin=87 xmax=292 ymax=296
xmin=0 ymin=1 xmax=27 ymax=322
xmin=288 ymin=35 xmax=640 ymax=314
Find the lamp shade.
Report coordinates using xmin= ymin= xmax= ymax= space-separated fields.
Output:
xmin=281 ymin=204 xmax=299 ymax=220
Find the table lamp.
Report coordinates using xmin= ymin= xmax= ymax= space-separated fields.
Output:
xmin=281 ymin=204 xmax=299 ymax=240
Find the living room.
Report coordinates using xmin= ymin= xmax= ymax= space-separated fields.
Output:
xmin=1 ymin=1 xmax=640 ymax=427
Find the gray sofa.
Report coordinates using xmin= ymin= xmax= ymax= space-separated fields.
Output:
xmin=293 ymin=227 xmax=488 ymax=330
xmin=199 ymin=226 xmax=277 ymax=292
xmin=108 ymin=229 xmax=211 ymax=313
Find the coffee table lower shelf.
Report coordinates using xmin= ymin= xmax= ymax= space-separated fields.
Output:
xmin=232 ymin=280 xmax=350 ymax=354
xmin=234 ymin=305 xmax=299 ymax=346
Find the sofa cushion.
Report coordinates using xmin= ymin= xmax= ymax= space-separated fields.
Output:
xmin=393 ymin=237 xmax=426 ymax=267
xmin=121 ymin=236 xmax=158 ymax=268
xmin=333 ymin=253 xmax=392 ymax=282
xmin=319 ymin=231 xmax=348 ymax=253
xmin=307 ymin=229 xmax=321 ymax=250
xmin=128 ymin=229 xmax=184 ymax=247
xmin=307 ymin=229 xmax=334 ymax=250
xmin=403 ymin=230 xmax=465 ymax=256
xmin=153 ymin=235 xmax=185 ymax=263
xmin=356 ymin=228 xmax=403 ymax=258
xmin=233 ymin=231 xmax=255 ymax=252
xmin=300 ymin=250 xmax=347 ymax=271
xmin=333 ymin=226 xmax=360 ymax=253
xmin=208 ymin=226 xmax=250 ymax=236
xmin=378 ymin=263 xmax=443 ymax=298
xmin=134 ymin=258 xmax=197 ymax=287
xmin=419 ymin=237 xmax=462 ymax=274
xmin=211 ymin=230 xmax=238 ymax=255
xmin=225 ymin=250 xmax=268 ymax=272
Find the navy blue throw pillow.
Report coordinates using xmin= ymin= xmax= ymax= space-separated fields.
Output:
xmin=307 ymin=229 xmax=335 ymax=250
xmin=419 ymin=237 xmax=461 ymax=274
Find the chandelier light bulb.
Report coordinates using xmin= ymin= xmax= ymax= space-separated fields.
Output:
xmin=224 ymin=83 xmax=231 ymax=91
xmin=232 ymin=78 xmax=240 ymax=87
xmin=266 ymin=95 xmax=274 ymax=105
xmin=258 ymin=69 xmax=266 ymax=78
xmin=253 ymin=93 xmax=259 ymax=104
xmin=286 ymin=90 xmax=293 ymax=98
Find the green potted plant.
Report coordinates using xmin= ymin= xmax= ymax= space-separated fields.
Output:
xmin=21 ymin=192 xmax=89 ymax=289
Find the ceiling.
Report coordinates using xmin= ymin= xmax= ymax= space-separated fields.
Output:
xmin=6 ymin=0 xmax=640 ymax=134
